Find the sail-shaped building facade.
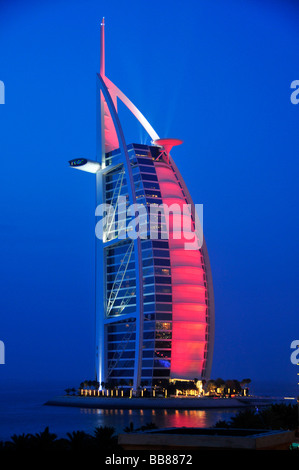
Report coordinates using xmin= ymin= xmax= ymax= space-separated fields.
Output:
xmin=69 ymin=20 xmax=215 ymax=391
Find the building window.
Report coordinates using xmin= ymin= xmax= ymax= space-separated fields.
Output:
xmin=156 ymin=322 xmax=172 ymax=330
xmin=155 ymin=331 xmax=172 ymax=340
xmin=155 ymin=341 xmax=171 ymax=349
xmin=155 ymin=350 xmax=171 ymax=358
xmin=153 ymin=369 xmax=170 ymax=377
xmin=154 ymin=359 xmax=171 ymax=368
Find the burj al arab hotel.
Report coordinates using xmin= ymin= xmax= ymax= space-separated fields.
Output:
xmin=69 ymin=20 xmax=215 ymax=391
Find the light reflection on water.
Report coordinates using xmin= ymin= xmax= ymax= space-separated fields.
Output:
xmin=78 ymin=407 xmax=239 ymax=435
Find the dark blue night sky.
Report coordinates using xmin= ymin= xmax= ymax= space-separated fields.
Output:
xmin=0 ymin=0 xmax=298 ymax=396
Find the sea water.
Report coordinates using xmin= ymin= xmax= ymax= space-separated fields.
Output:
xmin=0 ymin=380 xmax=296 ymax=443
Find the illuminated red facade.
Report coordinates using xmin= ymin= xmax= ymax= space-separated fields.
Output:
xmin=155 ymin=160 xmax=213 ymax=380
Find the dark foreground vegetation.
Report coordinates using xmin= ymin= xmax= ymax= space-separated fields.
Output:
xmin=215 ymin=403 xmax=298 ymax=431
xmin=0 ymin=404 xmax=297 ymax=451
xmin=0 ymin=422 xmax=157 ymax=451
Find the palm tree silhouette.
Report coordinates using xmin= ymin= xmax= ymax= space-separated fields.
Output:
xmin=124 ymin=422 xmax=135 ymax=433
xmin=7 ymin=433 xmax=32 ymax=450
xmin=93 ymin=426 xmax=119 ymax=450
xmin=66 ymin=430 xmax=92 ymax=450
xmin=30 ymin=427 xmax=58 ymax=449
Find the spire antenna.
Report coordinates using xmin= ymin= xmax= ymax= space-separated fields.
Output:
xmin=100 ymin=17 xmax=105 ymax=76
